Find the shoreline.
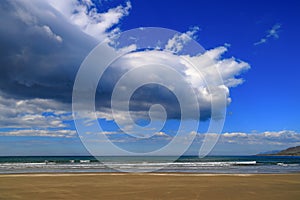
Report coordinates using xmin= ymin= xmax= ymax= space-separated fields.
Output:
xmin=1 ymin=172 xmax=300 ymax=177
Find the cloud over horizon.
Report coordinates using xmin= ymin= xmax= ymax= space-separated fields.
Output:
xmin=0 ymin=0 xmax=254 ymax=157
xmin=0 ymin=0 xmax=250 ymax=131
xmin=1 ymin=128 xmax=298 ymax=155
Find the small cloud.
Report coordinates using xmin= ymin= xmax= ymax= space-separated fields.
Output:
xmin=223 ymin=132 xmax=247 ymax=137
xmin=154 ymin=131 xmax=169 ymax=137
xmin=0 ymin=129 xmax=76 ymax=137
xmin=164 ymin=26 xmax=199 ymax=53
xmin=266 ymin=24 xmax=281 ymax=39
xmin=254 ymin=38 xmax=267 ymax=46
xmin=254 ymin=23 xmax=281 ymax=46
xmin=42 ymin=25 xmax=63 ymax=43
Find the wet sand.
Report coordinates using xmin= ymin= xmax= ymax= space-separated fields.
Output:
xmin=0 ymin=173 xmax=299 ymax=200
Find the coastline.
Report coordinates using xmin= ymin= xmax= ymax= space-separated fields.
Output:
xmin=1 ymin=155 xmax=299 ymax=174
xmin=0 ymin=172 xmax=299 ymax=176
xmin=1 ymin=173 xmax=300 ymax=200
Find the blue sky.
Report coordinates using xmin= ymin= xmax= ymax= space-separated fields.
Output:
xmin=121 ymin=0 xmax=300 ymax=133
xmin=0 ymin=0 xmax=299 ymax=156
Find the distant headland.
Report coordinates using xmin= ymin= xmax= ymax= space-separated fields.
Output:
xmin=258 ymin=146 xmax=300 ymax=156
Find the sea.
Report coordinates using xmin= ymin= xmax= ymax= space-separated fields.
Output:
xmin=0 ymin=155 xmax=299 ymax=174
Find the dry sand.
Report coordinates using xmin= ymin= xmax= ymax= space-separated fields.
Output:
xmin=0 ymin=173 xmax=299 ymax=200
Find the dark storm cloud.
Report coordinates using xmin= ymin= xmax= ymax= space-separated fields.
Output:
xmin=0 ymin=0 xmax=97 ymax=102
xmin=0 ymin=0 xmax=249 ymax=123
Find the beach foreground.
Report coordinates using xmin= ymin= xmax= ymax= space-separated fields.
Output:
xmin=0 ymin=173 xmax=299 ymax=200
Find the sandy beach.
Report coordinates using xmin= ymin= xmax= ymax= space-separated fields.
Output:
xmin=0 ymin=173 xmax=299 ymax=200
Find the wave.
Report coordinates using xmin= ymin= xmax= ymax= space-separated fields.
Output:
xmin=277 ymin=163 xmax=300 ymax=167
xmin=0 ymin=156 xmax=299 ymax=173
xmin=0 ymin=161 xmax=257 ymax=170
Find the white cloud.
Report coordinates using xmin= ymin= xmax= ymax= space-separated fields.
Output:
xmin=79 ymin=130 xmax=300 ymax=155
xmin=0 ymin=0 xmax=133 ymax=132
xmin=266 ymin=24 xmax=281 ymax=39
xmin=41 ymin=25 xmax=63 ymax=42
xmin=217 ymin=130 xmax=300 ymax=146
xmin=0 ymin=1 xmax=250 ymax=139
xmin=165 ymin=26 xmax=199 ymax=53
xmin=223 ymin=132 xmax=247 ymax=137
xmin=46 ymin=0 xmax=131 ymax=40
xmin=0 ymin=94 xmax=71 ymax=128
xmin=0 ymin=129 xmax=76 ymax=137
xmin=254 ymin=23 xmax=281 ymax=46
xmin=102 ymin=41 xmax=250 ymax=121
xmin=182 ymin=46 xmax=250 ymax=88
xmin=142 ymin=130 xmax=300 ymax=155
xmin=154 ymin=131 xmax=169 ymax=137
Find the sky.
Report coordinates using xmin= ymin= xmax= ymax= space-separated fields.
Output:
xmin=0 ymin=0 xmax=299 ymax=156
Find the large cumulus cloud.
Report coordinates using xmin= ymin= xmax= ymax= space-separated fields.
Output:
xmin=0 ymin=0 xmax=131 ymax=132
xmin=0 ymin=0 xmax=249 ymax=134
xmin=93 ymin=44 xmax=249 ymax=122
xmin=0 ymin=0 xmax=130 ymax=102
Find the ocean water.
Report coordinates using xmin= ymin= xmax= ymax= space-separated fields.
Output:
xmin=0 ymin=155 xmax=299 ymax=174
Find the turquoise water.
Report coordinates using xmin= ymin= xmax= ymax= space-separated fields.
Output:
xmin=0 ymin=156 xmax=299 ymax=174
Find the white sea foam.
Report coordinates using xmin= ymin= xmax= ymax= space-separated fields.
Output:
xmin=0 ymin=156 xmax=299 ymax=174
